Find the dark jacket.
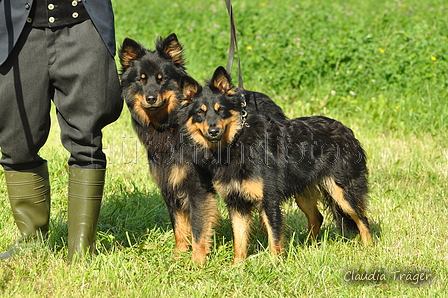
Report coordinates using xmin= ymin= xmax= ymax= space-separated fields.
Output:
xmin=0 ymin=0 xmax=117 ymax=66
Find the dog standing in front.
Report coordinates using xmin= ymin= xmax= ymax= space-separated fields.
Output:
xmin=178 ymin=67 xmax=372 ymax=263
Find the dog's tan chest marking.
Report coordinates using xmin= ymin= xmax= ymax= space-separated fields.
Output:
xmin=214 ymin=177 xmax=264 ymax=202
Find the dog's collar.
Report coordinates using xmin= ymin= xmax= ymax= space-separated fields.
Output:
xmin=240 ymin=93 xmax=250 ymax=127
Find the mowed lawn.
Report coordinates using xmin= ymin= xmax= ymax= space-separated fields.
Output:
xmin=0 ymin=0 xmax=447 ymax=297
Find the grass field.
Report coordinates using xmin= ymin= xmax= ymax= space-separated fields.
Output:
xmin=1 ymin=0 xmax=447 ymax=296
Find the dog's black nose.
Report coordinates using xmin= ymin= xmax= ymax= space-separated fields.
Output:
xmin=208 ymin=127 xmax=220 ymax=137
xmin=146 ymin=95 xmax=157 ymax=104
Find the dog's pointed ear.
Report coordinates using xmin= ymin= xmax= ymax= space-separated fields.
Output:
xmin=157 ymin=33 xmax=185 ymax=66
xmin=119 ymin=38 xmax=146 ymax=70
xmin=211 ymin=66 xmax=235 ymax=95
xmin=180 ymin=76 xmax=200 ymax=105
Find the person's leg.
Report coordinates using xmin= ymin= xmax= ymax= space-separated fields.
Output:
xmin=0 ymin=162 xmax=50 ymax=259
xmin=0 ymin=26 xmax=52 ymax=258
xmin=49 ymin=20 xmax=122 ymax=261
xmin=0 ymin=26 xmax=51 ymax=169
xmin=50 ymin=20 xmax=122 ymax=169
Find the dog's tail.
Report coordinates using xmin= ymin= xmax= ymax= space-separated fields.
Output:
xmin=319 ymin=175 xmax=370 ymax=236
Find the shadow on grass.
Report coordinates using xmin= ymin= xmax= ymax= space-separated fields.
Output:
xmin=46 ymin=186 xmax=171 ymax=254
xmin=45 ymin=188 xmax=382 ymax=258
xmin=212 ymin=205 xmax=382 ymax=258
xmin=98 ymin=188 xmax=172 ymax=251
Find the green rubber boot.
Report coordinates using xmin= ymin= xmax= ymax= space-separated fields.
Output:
xmin=0 ymin=162 xmax=51 ymax=259
xmin=67 ymin=167 xmax=105 ymax=263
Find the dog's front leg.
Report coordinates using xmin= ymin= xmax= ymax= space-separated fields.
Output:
xmin=228 ymin=204 xmax=252 ymax=264
xmin=190 ymin=193 xmax=218 ymax=265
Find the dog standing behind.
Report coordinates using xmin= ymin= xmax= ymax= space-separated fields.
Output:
xmin=119 ymin=35 xmax=288 ymax=264
xmin=178 ymin=66 xmax=372 ymax=263
xmin=119 ymin=34 xmax=218 ymax=262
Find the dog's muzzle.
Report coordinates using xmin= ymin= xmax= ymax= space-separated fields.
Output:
xmin=206 ymin=127 xmax=222 ymax=143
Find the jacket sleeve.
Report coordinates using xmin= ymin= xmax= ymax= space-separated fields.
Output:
xmin=0 ymin=0 xmax=34 ymax=66
xmin=82 ymin=0 xmax=117 ymax=57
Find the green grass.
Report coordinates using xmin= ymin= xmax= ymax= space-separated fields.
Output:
xmin=1 ymin=0 xmax=447 ymax=296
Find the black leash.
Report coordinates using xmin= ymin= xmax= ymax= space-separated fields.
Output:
xmin=225 ymin=0 xmax=243 ymax=90
xmin=225 ymin=0 xmax=256 ymax=125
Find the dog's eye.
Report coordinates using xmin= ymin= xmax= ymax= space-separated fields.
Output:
xmin=217 ymin=107 xmax=225 ymax=113
xmin=197 ymin=109 xmax=205 ymax=115
xmin=157 ymin=74 xmax=167 ymax=83
xmin=138 ymin=74 xmax=147 ymax=83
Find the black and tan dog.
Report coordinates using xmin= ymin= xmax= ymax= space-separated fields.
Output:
xmin=178 ymin=66 xmax=372 ymax=263
xmin=119 ymin=35 xmax=287 ymax=263
xmin=119 ymin=34 xmax=216 ymax=262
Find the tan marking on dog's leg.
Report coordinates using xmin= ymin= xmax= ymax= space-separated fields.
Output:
xmin=241 ymin=178 xmax=264 ymax=202
xmin=229 ymin=209 xmax=252 ymax=264
xmin=260 ymin=210 xmax=283 ymax=256
xmin=191 ymin=193 xmax=219 ymax=264
xmin=295 ymin=192 xmax=323 ymax=242
xmin=213 ymin=179 xmax=239 ymax=198
xmin=173 ymin=210 xmax=191 ymax=255
xmin=168 ymin=164 xmax=188 ymax=188
xmin=324 ymin=177 xmax=372 ymax=246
